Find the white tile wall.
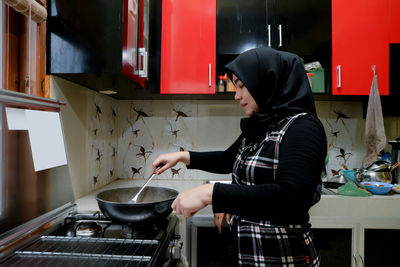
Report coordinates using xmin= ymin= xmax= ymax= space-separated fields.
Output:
xmin=51 ymin=76 xmax=400 ymax=198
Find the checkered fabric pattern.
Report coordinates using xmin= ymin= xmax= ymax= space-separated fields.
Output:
xmin=231 ymin=113 xmax=320 ymax=267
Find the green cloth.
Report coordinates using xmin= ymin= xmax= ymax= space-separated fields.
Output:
xmin=337 ymin=182 xmax=370 ymax=197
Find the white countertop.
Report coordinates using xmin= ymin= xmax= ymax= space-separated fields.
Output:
xmin=75 ymin=179 xmax=400 ymax=219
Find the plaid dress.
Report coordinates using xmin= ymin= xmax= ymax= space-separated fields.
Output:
xmin=230 ymin=113 xmax=320 ymax=267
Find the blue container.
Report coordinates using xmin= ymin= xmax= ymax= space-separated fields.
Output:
xmin=343 ymin=170 xmax=356 ymax=183
xmin=360 ymin=182 xmax=394 ymax=195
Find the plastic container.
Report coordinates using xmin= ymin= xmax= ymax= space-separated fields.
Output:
xmin=360 ymin=182 xmax=393 ymax=195
xmin=306 ymin=73 xmax=313 ymax=88
xmin=308 ymin=68 xmax=325 ymax=93
xmin=343 ymin=170 xmax=356 ymax=183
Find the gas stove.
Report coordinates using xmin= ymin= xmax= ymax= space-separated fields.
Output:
xmin=0 ymin=205 xmax=181 ymax=267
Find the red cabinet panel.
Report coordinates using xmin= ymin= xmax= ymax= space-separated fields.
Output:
xmin=332 ymin=0 xmax=389 ymax=95
xmin=161 ymin=0 xmax=216 ymax=94
xmin=390 ymin=0 xmax=400 ymax=43
xmin=122 ymin=0 xmax=145 ymax=88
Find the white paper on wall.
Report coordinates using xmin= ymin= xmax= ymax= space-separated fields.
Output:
xmin=25 ymin=110 xmax=67 ymax=171
xmin=5 ymin=107 xmax=28 ymax=130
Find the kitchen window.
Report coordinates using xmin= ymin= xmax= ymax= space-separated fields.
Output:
xmin=1 ymin=0 xmax=47 ymax=96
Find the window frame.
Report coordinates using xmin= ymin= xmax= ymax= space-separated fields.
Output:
xmin=2 ymin=1 xmax=47 ymax=96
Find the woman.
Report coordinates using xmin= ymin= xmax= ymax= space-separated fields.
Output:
xmin=152 ymin=47 xmax=327 ymax=266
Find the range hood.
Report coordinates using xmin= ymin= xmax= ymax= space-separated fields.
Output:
xmin=46 ymin=0 xmax=161 ymax=99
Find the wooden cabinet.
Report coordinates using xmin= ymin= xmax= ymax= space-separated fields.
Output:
xmin=331 ymin=0 xmax=390 ymax=95
xmin=160 ymin=0 xmax=216 ymax=94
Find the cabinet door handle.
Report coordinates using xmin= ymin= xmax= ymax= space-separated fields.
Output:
xmin=278 ymin=24 xmax=282 ymax=48
xmin=209 ymin=64 xmax=212 ymax=87
xmin=353 ymin=254 xmax=358 ymax=267
xmin=138 ymin=48 xmax=147 ymax=78
xmin=337 ymin=65 xmax=341 ymax=88
xmin=138 ymin=48 xmax=145 ymax=76
xmin=267 ymin=25 xmax=271 ymax=47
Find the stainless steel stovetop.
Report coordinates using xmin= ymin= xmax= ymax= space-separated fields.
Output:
xmin=1 ymin=207 xmax=179 ymax=267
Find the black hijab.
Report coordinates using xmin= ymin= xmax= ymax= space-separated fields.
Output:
xmin=224 ymin=47 xmax=317 ymax=141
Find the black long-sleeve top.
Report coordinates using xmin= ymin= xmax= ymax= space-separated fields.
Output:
xmin=188 ymin=116 xmax=327 ymax=224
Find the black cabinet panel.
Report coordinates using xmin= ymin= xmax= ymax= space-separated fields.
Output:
xmin=47 ymin=0 xmax=124 ymax=74
xmin=364 ymin=229 xmax=400 ymax=267
xmin=312 ymin=228 xmax=352 ymax=267
xmin=216 ymin=0 xmax=331 ymax=93
xmin=381 ymin=44 xmax=400 ymax=116
xmin=196 ymin=227 xmax=233 ymax=267
xmin=217 ymin=0 xmax=267 ymax=55
xmin=272 ymin=0 xmax=331 ymax=57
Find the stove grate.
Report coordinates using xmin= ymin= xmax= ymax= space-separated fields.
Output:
xmin=8 ymin=235 xmax=160 ymax=266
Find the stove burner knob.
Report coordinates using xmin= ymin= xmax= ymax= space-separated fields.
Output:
xmin=169 ymin=239 xmax=183 ymax=260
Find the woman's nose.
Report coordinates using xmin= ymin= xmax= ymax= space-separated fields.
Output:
xmin=234 ymin=90 xmax=240 ymax=100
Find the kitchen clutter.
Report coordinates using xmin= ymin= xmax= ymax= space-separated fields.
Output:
xmin=323 ymin=134 xmax=400 ymax=196
xmin=389 ymin=139 xmax=400 ymax=184
xmin=337 ymin=181 xmax=370 ymax=197
xmin=216 ymin=74 xmax=236 ymax=93
xmin=335 ymin=159 xmax=400 ymax=196
xmin=364 ymin=65 xmax=386 ymax=168
xmin=304 ymin=61 xmax=325 ymax=93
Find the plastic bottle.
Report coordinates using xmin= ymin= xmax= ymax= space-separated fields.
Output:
xmin=217 ymin=75 xmax=225 ymax=92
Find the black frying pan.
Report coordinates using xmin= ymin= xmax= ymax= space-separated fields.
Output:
xmin=96 ymin=186 xmax=179 ymax=225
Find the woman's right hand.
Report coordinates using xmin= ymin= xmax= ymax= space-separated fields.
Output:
xmin=151 ymin=151 xmax=190 ymax=175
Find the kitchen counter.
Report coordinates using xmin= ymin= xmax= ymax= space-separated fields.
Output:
xmin=75 ymin=178 xmax=400 ymax=219
xmin=75 ymin=178 xmax=400 ymax=257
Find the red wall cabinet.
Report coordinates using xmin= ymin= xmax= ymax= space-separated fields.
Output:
xmin=122 ymin=0 xmax=146 ymax=88
xmin=390 ymin=0 xmax=400 ymax=43
xmin=160 ymin=0 xmax=216 ymax=94
xmin=332 ymin=0 xmax=389 ymax=95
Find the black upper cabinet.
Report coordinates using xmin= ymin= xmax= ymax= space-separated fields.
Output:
xmin=271 ymin=0 xmax=331 ymax=58
xmin=217 ymin=0 xmax=331 ymax=71
xmin=217 ymin=0 xmax=267 ymax=55
xmin=216 ymin=0 xmax=331 ymax=93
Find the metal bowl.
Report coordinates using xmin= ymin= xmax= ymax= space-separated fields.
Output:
xmin=359 ymin=170 xmax=392 ymax=184
xmin=367 ymin=160 xmax=392 ymax=172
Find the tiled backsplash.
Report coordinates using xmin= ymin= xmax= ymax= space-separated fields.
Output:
xmin=117 ymin=100 xmax=242 ymax=182
xmin=51 ymin=76 xmax=400 ymax=198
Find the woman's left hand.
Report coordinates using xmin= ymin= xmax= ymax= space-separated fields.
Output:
xmin=172 ymin=184 xmax=214 ymax=217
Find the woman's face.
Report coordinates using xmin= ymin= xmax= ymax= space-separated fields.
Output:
xmin=232 ymin=74 xmax=259 ymax=116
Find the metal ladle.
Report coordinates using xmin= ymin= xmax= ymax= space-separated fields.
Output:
xmin=129 ymin=167 xmax=160 ymax=203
